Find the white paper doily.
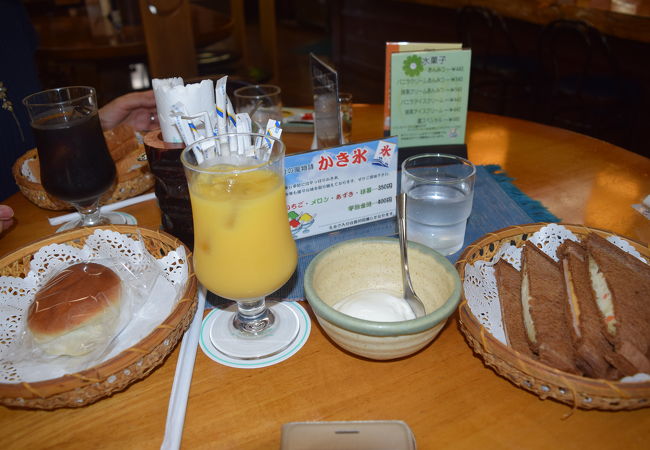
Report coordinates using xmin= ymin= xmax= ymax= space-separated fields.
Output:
xmin=21 ymin=158 xmax=37 ymax=183
xmin=0 ymin=229 xmax=188 ymax=383
xmin=463 ymin=223 xmax=648 ymax=380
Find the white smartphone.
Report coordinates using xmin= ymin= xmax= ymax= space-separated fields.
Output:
xmin=280 ymin=420 xmax=416 ymax=450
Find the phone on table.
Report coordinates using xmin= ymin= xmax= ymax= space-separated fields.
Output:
xmin=280 ymin=420 xmax=416 ymax=450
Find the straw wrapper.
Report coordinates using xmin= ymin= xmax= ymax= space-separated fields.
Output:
xmin=161 ymin=286 xmax=206 ymax=450
xmin=153 ymin=78 xmax=217 ymax=144
xmin=152 ymin=76 xmax=283 ymax=163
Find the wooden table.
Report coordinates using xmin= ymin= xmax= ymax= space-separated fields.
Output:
xmin=1 ymin=106 xmax=649 ymax=449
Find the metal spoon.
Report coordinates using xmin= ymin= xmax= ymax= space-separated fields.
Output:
xmin=397 ymin=193 xmax=426 ymax=318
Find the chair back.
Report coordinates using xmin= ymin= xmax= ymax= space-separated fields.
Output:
xmin=139 ymin=0 xmax=277 ymax=83
xmin=457 ymin=6 xmax=519 ymax=69
xmin=138 ymin=0 xmax=198 ymax=79
xmin=538 ymin=19 xmax=619 ymax=98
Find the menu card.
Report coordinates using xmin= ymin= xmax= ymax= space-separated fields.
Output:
xmin=384 ymin=42 xmax=471 ymax=156
xmin=284 ymin=137 xmax=399 ymax=239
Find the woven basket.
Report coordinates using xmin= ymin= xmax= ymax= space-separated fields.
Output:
xmin=12 ymin=149 xmax=154 ymax=211
xmin=456 ymin=223 xmax=650 ymax=411
xmin=0 ymin=225 xmax=197 ymax=410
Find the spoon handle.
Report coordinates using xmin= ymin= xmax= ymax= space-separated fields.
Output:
xmin=397 ymin=193 xmax=410 ymax=284
xmin=397 ymin=193 xmax=422 ymax=316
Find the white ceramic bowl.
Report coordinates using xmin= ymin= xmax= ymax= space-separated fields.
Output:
xmin=304 ymin=237 xmax=461 ymax=360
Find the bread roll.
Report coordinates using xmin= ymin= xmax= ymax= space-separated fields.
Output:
xmin=27 ymin=263 xmax=122 ymax=356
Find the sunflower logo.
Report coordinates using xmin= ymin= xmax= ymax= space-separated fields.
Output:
xmin=403 ymin=55 xmax=424 ymax=77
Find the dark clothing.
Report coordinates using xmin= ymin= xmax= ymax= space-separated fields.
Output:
xmin=0 ymin=0 xmax=41 ymax=200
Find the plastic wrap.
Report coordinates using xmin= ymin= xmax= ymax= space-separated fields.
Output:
xmin=0 ymin=229 xmax=188 ymax=381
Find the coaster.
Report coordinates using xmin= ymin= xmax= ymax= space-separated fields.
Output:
xmin=199 ymin=301 xmax=311 ymax=369
xmin=56 ymin=212 xmax=137 ymax=232
xmin=209 ymin=301 xmax=301 ymax=359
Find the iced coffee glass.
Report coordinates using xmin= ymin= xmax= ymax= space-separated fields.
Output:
xmin=23 ymin=86 xmax=127 ymax=228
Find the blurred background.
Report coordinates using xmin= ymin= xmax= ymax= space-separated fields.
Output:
xmin=21 ymin=0 xmax=650 ymax=157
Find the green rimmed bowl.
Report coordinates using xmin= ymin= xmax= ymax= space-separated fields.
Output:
xmin=304 ymin=237 xmax=461 ymax=360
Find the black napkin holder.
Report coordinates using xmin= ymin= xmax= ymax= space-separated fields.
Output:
xmin=397 ymin=143 xmax=468 ymax=167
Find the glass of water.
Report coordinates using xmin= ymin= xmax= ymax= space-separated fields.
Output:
xmin=401 ymin=153 xmax=476 ymax=256
xmin=233 ymin=84 xmax=283 ymax=128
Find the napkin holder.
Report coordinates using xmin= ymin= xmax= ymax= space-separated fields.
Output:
xmin=397 ymin=143 xmax=467 ymax=166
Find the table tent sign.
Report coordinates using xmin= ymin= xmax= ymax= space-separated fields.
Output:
xmin=284 ymin=137 xmax=399 ymax=240
xmin=384 ymin=42 xmax=471 ymax=161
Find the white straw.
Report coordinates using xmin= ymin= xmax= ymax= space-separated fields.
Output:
xmin=48 ymin=192 xmax=157 ymax=226
xmin=160 ymin=286 xmax=206 ymax=450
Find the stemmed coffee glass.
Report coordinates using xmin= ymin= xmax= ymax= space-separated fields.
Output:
xmin=181 ymin=132 xmax=299 ymax=360
xmin=23 ymin=86 xmax=127 ymax=228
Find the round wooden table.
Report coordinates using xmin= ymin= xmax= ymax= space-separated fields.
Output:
xmin=0 ymin=107 xmax=649 ymax=449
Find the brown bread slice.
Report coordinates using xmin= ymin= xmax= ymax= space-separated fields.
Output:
xmin=103 ymin=123 xmax=138 ymax=161
xmin=557 ymin=240 xmax=620 ymax=379
xmin=494 ymin=260 xmax=536 ymax=359
xmin=522 ymin=243 xmax=580 ymax=374
xmin=584 ymin=233 xmax=650 ymax=374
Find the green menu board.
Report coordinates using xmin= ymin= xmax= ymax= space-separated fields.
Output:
xmin=389 ymin=49 xmax=471 ymax=148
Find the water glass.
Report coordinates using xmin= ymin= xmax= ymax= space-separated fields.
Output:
xmin=233 ymin=84 xmax=283 ymax=128
xmin=401 ymin=153 xmax=476 ymax=256
xmin=339 ymin=92 xmax=353 ymax=144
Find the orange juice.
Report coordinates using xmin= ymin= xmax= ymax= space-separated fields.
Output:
xmin=189 ymin=168 xmax=297 ymax=299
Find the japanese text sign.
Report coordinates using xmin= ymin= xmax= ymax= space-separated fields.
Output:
xmin=389 ymin=48 xmax=471 ymax=148
xmin=284 ymin=137 xmax=399 ymax=239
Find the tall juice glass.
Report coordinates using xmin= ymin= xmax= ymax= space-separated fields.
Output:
xmin=181 ymin=133 xmax=298 ymax=359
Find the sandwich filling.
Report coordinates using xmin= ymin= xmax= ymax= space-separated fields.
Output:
xmin=588 ymin=255 xmax=617 ymax=335
xmin=521 ymin=268 xmax=536 ymax=344
xmin=562 ymin=259 xmax=582 ymax=338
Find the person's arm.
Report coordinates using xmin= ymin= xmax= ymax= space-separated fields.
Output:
xmin=98 ymin=90 xmax=159 ymax=131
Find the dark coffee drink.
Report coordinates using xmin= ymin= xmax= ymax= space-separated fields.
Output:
xmin=32 ymin=111 xmax=116 ymax=207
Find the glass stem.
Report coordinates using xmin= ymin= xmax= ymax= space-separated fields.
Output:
xmin=75 ymin=199 xmax=102 ymax=226
xmin=233 ymin=297 xmax=275 ymax=335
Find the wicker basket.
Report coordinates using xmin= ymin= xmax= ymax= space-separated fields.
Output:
xmin=456 ymin=223 xmax=650 ymax=411
xmin=0 ymin=225 xmax=197 ymax=410
xmin=12 ymin=149 xmax=154 ymax=211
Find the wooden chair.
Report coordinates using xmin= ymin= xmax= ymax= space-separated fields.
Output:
xmin=138 ymin=0 xmax=278 ymax=83
xmin=456 ymin=6 xmax=539 ymax=116
xmin=537 ymin=19 xmax=641 ymax=147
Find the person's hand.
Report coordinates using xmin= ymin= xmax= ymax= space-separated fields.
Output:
xmin=0 ymin=205 xmax=14 ymax=233
xmin=99 ymin=90 xmax=159 ymax=131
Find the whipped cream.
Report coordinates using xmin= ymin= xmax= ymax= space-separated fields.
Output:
xmin=332 ymin=289 xmax=416 ymax=322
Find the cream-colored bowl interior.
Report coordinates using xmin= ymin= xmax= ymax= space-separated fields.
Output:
xmin=311 ymin=239 xmax=454 ymax=315
xmin=305 ymin=237 xmax=461 ymax=360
